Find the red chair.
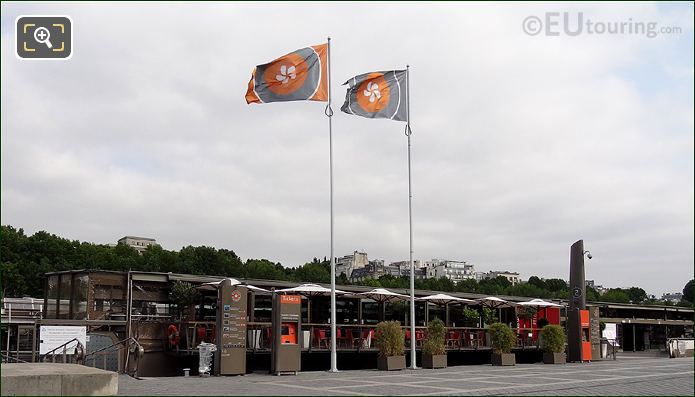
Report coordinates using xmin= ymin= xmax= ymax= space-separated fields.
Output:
xmin=337 ymin=328 xmax=351 ymax=348
xmin=415 ymin=330 xmax=425 ymax=347
xmin=314 ymin=328 xmax=329 ymax=349
xmin=363 ymin=329 xmax=375 ymax=348
xmin=447 ymin=331 xmax=460 ymax=348
xmin=405 ymin=329 xmax=412 ymax=347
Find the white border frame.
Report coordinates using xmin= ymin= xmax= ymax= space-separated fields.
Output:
xmin=15 ymin=15 xmax=73 ymax=61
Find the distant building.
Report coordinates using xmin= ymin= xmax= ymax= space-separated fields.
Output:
xmin=389 ymin=260 xmax=423 ymax=269
xmin=661 ymin=292 xmax=683 ymax=303
xmin=424 ymin=259 xmax=476 ymax=283
xmin=350 ymin=259 xmax=427 ymax=283
xmin=118 ymin=236 xmax=157 ymax=254
xmin=478 ymin=270 xmax=521 ymax=285
xmin=336 ymin=251 xmax=369 ymax=278
xmin=349 ymin=260 xmax=385 ymax=283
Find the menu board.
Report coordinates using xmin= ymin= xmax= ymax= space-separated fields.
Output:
xmin=220 ymin=287 xmax=247 ymax=348
xmin=216 ymin=282 xmax=247 ymax=375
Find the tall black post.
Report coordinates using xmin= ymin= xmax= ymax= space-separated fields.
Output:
xmin=568 ymin=240 xmax=586 ymax=362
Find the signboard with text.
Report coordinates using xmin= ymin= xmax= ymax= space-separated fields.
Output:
xmin=39 ymin=325 xmax=86 ymax=355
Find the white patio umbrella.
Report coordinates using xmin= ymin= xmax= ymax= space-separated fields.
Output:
xmin=476 ymin=296 xmax=517 ymax=323
xmin=357 ymin=288 xmax=409 ymax=323
xmin=516 ymin=299 xmax=564 ymax=328
xmin=275 ymin=284 xmax=348 ymax=324
xmin=357 ymin=288 xmax=409 ymax=303
xmin=516 ymin=298 xmax=563 ymax=308
xmin=418 ymin=294 xmax=476 ymax=326
xmin=418 ymin=293 xmax=476 ymax=305
xmin=197 ymin=278 xmax=270 ymax=293
xmin=275 ymin=283 xmax=348 ymax=297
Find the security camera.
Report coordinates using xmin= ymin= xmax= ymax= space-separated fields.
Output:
xmin=587 ymin=253 xmax=592 ymax=259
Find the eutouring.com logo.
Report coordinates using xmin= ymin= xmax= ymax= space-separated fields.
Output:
xmin=522 ymin=12 xmax=682 ymax=38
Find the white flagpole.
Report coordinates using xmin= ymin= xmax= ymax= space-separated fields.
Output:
xmin=327 ymin=36 xmax=338 ymax=373
xmin=406 ymin=65 xmax=417 ymax=369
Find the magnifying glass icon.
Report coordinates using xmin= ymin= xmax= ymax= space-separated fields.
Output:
xmin=33 ymin=27 xmax=53 ymax=49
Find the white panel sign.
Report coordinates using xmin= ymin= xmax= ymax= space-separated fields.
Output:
xmin=39 ymin=326 xmax=86 ymax=355
xmin=602 ymin=323 xmax=618 ymax=346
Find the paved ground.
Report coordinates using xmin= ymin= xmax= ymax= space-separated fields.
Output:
xmin=118 ymin=356 xmax=694 ymax=396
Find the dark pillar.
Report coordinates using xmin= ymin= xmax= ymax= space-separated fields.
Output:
xmin=568 ymin=240 xmax=586 ymax=362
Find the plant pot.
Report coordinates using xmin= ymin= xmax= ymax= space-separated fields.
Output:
xmin=377 ymin=355 xmax=406 ymax=371
xmin=491 ymin=352 xmax=515 ymax=366
xmin=543 ymin=352 xmax=566 ymax=364
xmin=422 ymin=354 xmax=447 ymax=369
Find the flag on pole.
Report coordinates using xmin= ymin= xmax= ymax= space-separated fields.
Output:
xmin=340 ymin=70 xmax=407 ymax=121
xmin=245 ymin=44 xmax=328 ymax=104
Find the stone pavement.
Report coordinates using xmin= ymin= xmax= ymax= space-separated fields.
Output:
xmin=118 ymin=356 xmax=693 ymax=396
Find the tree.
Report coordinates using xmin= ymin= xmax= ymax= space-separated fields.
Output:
xmin=627 ymin=287 xmax=647 ymax=304
xmin=1 ymin=262 xmax=26 ymax=298
xmin=682 ymin=279 xmax=694 ymax=303
xmin=601 ymin=289 xmax=630 ymax=303
xmin=292 ymin=262 xmax=330 ymax=283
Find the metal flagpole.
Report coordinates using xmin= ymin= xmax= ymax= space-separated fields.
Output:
xmin=326 ymin=36 xmax=338 ymax=373
xmin=406 ymin=65 xmax=417 ymax=369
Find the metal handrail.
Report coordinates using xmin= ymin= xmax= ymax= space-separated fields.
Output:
xmin=2 ymin=352 xmax=31 ymax=363
xmin=83 ymin=336 xmax=143 ymax=377
xmin=39 ymin=338 xmax=84 ymax=363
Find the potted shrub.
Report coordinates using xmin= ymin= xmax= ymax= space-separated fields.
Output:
xmin=462 ymin=307 xmax=480 ymax=327
xmin=488 ymin=322 xmax=516 ymax=366
xmin=541 ymin=325 xmax=566 ymax=364
xmin=375 ymin=321 xmax=406 ymax=370
xmin=422 ymin=318 xmax=447 ymax=369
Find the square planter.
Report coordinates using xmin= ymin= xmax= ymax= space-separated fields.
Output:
xmin=543 ymin=352 xmax=566 ymax=364
xmin=491 ymin=352 xmax=515 ymax=366
xmin=377 ymin=355 xmax=406 ymax=371
xmin=422 ymin=354 xmax=447 ymax=369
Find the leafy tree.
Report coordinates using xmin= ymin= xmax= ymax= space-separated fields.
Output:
xmin=627 ymin=287 xmax=647 ymax=304
xmin=1 ymin=262 xmax=26 ymax=298
xmin=601 ymin=289 xmax=630 ymax=303
xmin=682 ymin=279 xmax=694 ymax=303
xmin=292 ymin=262 xmax=330 ymax=283
xmin=244 ymin=259 xmax=287 ymax=281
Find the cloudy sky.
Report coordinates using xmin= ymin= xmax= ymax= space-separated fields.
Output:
xmin=2 ymin=2 xmax=693 ymax=295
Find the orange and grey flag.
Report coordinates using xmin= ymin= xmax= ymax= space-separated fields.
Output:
xmin=341 ymin=70 xmax=407 ymax=121
xmin=245 ymin=44 xmax=328 ymax=104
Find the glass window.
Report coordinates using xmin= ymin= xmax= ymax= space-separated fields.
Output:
xmin=58 ymin=274 xmax=72 ymax=318
xmin=73 ymin=274 xmax=88 ymax=320
xmin=46 ymin=275 xmax=59 ymax=318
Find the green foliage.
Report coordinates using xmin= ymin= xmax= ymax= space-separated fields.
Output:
xmin=488 ymin=323 xmax=515 ymax=354
xmin=601 ymin=289 xmax=630 ymax=303
xmin=683 ymin=279 xmax=694 ymax=303
xmin=375 ymin=321 xmax=405 ymax=357
xmin=537 ymin=317 xmax=549 ymax=329
xmin=168 ymin=281 xmax=200 ymax=319
xmin=1 ymin=262 xmax=26 ymax=298
xmin=482 ymin=307 xmax=496 ymax=326
xmin=422 ymin=318 xmax=446 ymax=356
xmin=517 ymin=306 xmax=538 ymax=320
xmin=462 ymin=307 xmax=480 ymax=327
xmin=540 ymin=325 xmax=566 ymax=353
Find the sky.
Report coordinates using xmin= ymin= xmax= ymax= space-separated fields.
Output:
xmin=1 ymin=2 xmax=693 ymax=296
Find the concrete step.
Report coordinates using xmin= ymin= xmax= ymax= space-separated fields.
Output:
xmin=1 ymin=363 xmax=118 ymax=396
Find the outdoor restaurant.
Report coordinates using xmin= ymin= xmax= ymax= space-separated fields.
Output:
xmin=2 ymin=269 xmax=692 ymax=376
